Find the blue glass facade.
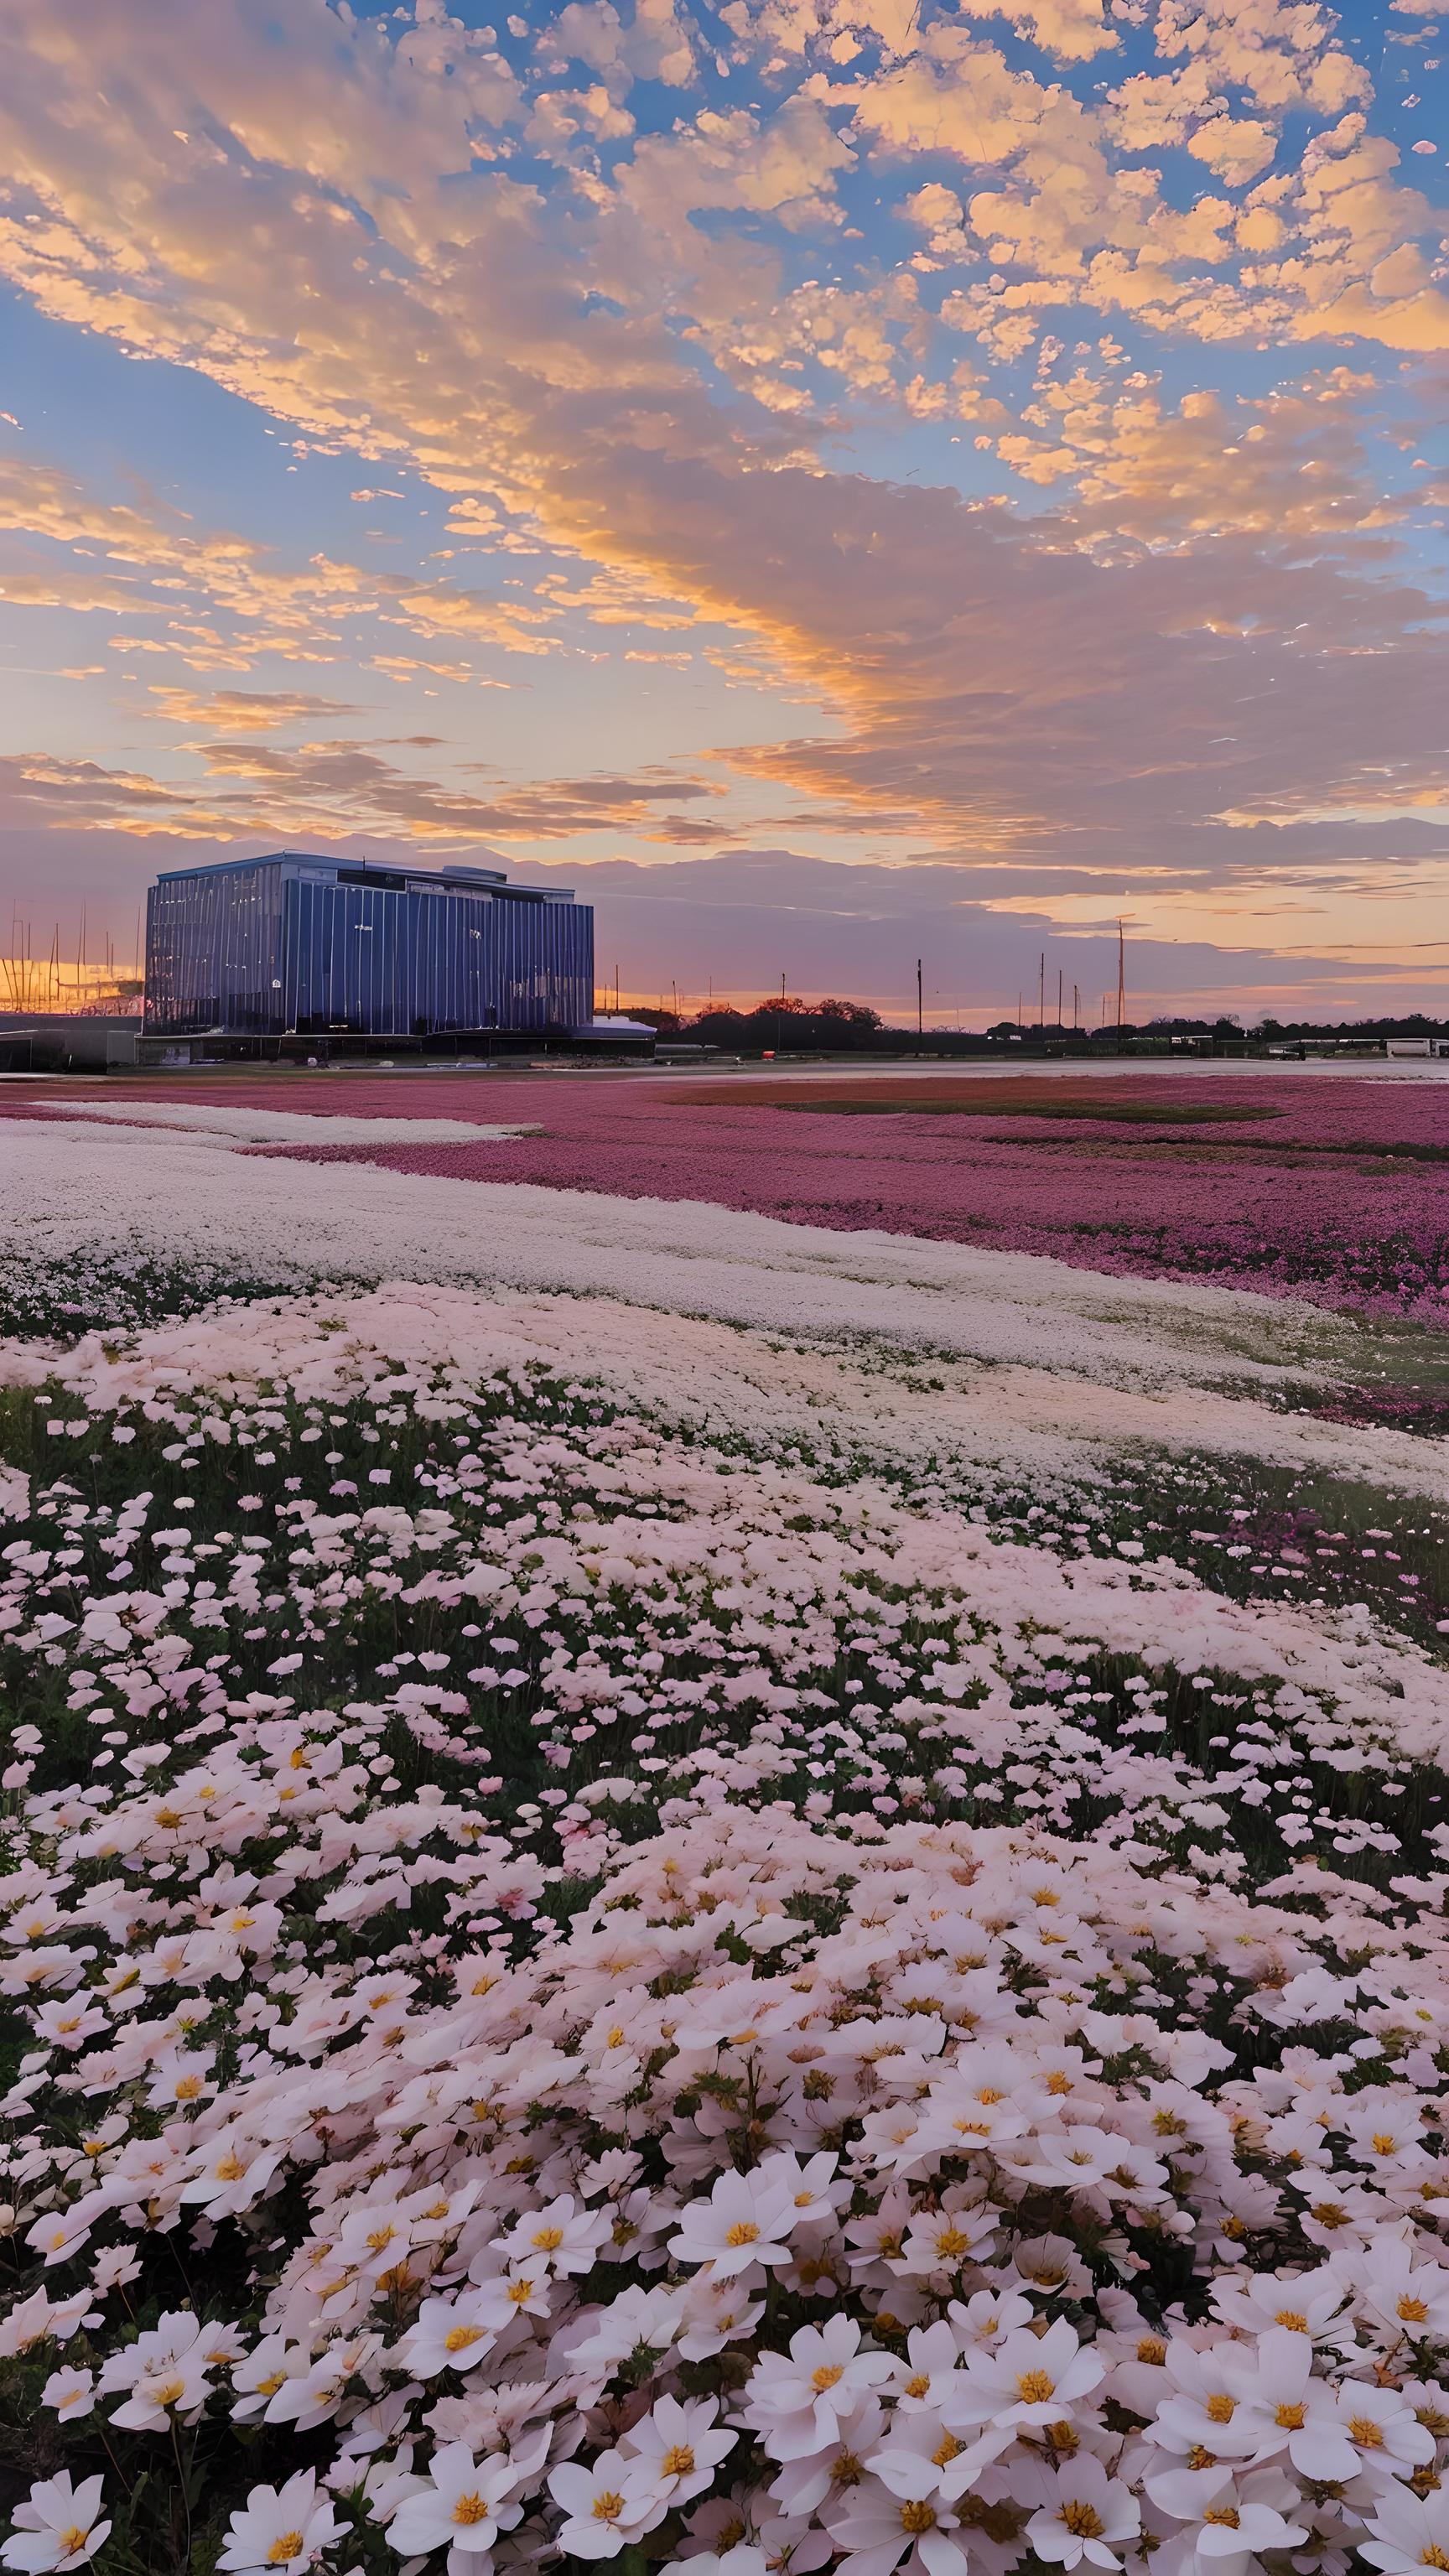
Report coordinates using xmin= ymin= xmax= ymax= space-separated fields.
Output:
xmin=144 ymin=852 xmax=592 ymax=1037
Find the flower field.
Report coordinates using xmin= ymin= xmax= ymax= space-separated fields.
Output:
xmin=13 ymin=1062 xmax=1443 ymax=1327
xmin=0 ymin=1079 xmax=1448 ymax=2576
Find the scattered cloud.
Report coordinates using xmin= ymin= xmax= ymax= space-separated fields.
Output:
xmin=0 ymin=0 xmax=1444 ymax=1000
xmin=142 ymin=687 xmax=362 ymax=732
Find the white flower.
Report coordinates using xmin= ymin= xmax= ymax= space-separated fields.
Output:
xmin=564 ymin=2283 xmax=686 ymax=2371
xmin=493 ymin=2192 xmax=612 ymax=2276
xmin=39 ymin=2369 xmax=93 ymax=2423
xmin=1355 ymin=2246 xmax=1449 ymax=2345
xmin=769 ymin=2397 xmax=888 ymax=2520
xmin=668 ymin=2168 xmax=800 ymax=2279
xmin=621 ymin=2394 xmax=737 ymax=2503
xmin=891 ymin=2321 xmax=979 ymax=2421
xmin=1208 ymin=2266 xmax=1348 ymax=2343
xmin=217 ymin=2470 xmax=340 ymax=2575
xmin=395 ymin=2289 xmax=504 ymax=2377
xmin=826 ymin=2458 xmax=970 ymax=2576
xmin=1145 ymin=2464 xmax=1308 ymax=2573
xmin=1329 ymin=2379 xmax=1435 ymax=2480
xmin=1362 ymin=2483 xmax=1449 ymax=2576
xmin=1025 ymin=2458 xmax=1140 ymax=2570
xmin=1147 ymin=2342 xmax=1259 ymax=2462
xmin=742 ymin=2315 xmax=896 ymax=2459
xmin=677 ymin=2276 xmax=765 ymax=2360
xmin=1 ymin=2472 xmax=111 ymax=2573
xmin=758 ymin=2148 xmax=843 ymax=2229
xmin=548 ymin=2451 xmax=664 ymax=2559
xmin=387 ymin=2446 xmax=531 ymax=2565
xmin=1228 ymin=2329 xmax=1355 ymax=2480
xmin=98 ymin=2309 xmax=212 ymax=2430
xmin=954 ymin=2318 xmax=1104 ymax=2430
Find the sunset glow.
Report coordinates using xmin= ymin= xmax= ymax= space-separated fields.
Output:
xmin=0 ymin=0 xmax=1446 ymax=1015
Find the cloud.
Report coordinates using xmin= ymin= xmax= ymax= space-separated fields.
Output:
xmin=550 ymin=0 xmax=696 ymax=91
xmin=0 ymin=0 xmax=1446 ymax=973
xmin=959 ymin=0 xmax=1116 ymax=64
xmin=0 ymin=453 xmax=568 ymax=664
xmin=0 ymin=735 xmax=724 ymax=847
xmin=142 ymin=687 xmax=363 ymax=732
xmin=989 ymin=371 xmax=1401 ymax=545
xmin=1186 ymin=116 xmax=1279 ymax=184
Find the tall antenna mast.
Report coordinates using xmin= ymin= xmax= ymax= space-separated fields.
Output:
xmin=1116 ymin=918 xmax=1126 ymax=1035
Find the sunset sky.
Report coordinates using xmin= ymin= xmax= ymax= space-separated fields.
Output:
xmin=1 ymin=0 xmax=1446 ymax=1020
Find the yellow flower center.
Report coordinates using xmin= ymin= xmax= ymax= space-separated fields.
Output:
xmin=532 ymin=2226 xmax=564 ymax=2251
xmin=453 ymin=2494 xmax=491 ymax=2528
xmin=1060 ymin=2504 xmax=1104 ymax=2538
xmin=1205 ymin=2394 xmax=1236 ymax=2424
xmin=1016 ymin=2371 xmax=1055 ymax=2404
xmin=1350 ymin=2419 xmax=1385 ymax=2449
xmin=1204 ymin=2509 xmax=1240 ymax=2530
xmin=811 ymin=2364 xmax=845 ymax=2392
xmin=724 ymin=2220 xmax=761 ymax=2247
xmin=1137 ymin=2338 xmax=1166 ymax=2365
xmin=1274 ymin=2311 xmax=1307 ymax=2331
xmin=444 ymin=2325 xmax=486 ymax=2352
xmin=661 ymin=2445 xmax=695 ymax=2477
xmin=267 ymin=2537 xmax=305 ymax=2564
xmin=900 ymin=2502 xmax=937 ymax=2535
xmin=934 ymin=2227 xmax=971 ymax=2259
xmin=1275 ymin=2402 xmax=1306 ymax=2430
xmin=1400 ymin=2296 xmax=1431 ymax=2324
xmin=591 ymin=2491 xmax=626 ymax=2524
xmin=174 ymin=2075 xmax=205 ymax=2101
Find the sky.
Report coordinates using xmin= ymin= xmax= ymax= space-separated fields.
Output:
xmin=0 ymin=0 xmax=1446 ymax=1023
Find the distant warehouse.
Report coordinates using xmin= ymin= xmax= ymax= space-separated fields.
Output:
xmin=143 ymin=850 xmax=597 ymax=1056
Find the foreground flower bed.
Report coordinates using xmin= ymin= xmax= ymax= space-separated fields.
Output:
xmin=1 ymin=1285 xmax=1449 ymax=2575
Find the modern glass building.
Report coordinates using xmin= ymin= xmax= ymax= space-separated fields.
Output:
xmin=143 ymin=851 xmax=593 ymax=1040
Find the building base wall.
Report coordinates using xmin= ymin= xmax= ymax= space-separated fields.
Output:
xmin=135 ymin=1026 xmax=652 ymax=1068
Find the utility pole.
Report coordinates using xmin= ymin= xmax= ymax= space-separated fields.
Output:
xmin=1072 ymin=982 xmax=1078 ymax=1031
xmin=1116 ymin=917 xmax=1126 ymax=1045
xmin=1057 ymin=969 xmax=1063 ymax=1030
xmin=1039 ymin=951 xmax=1045 ymax=1030
xmin=917 ymin=957 xmax=923 ymax=1041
